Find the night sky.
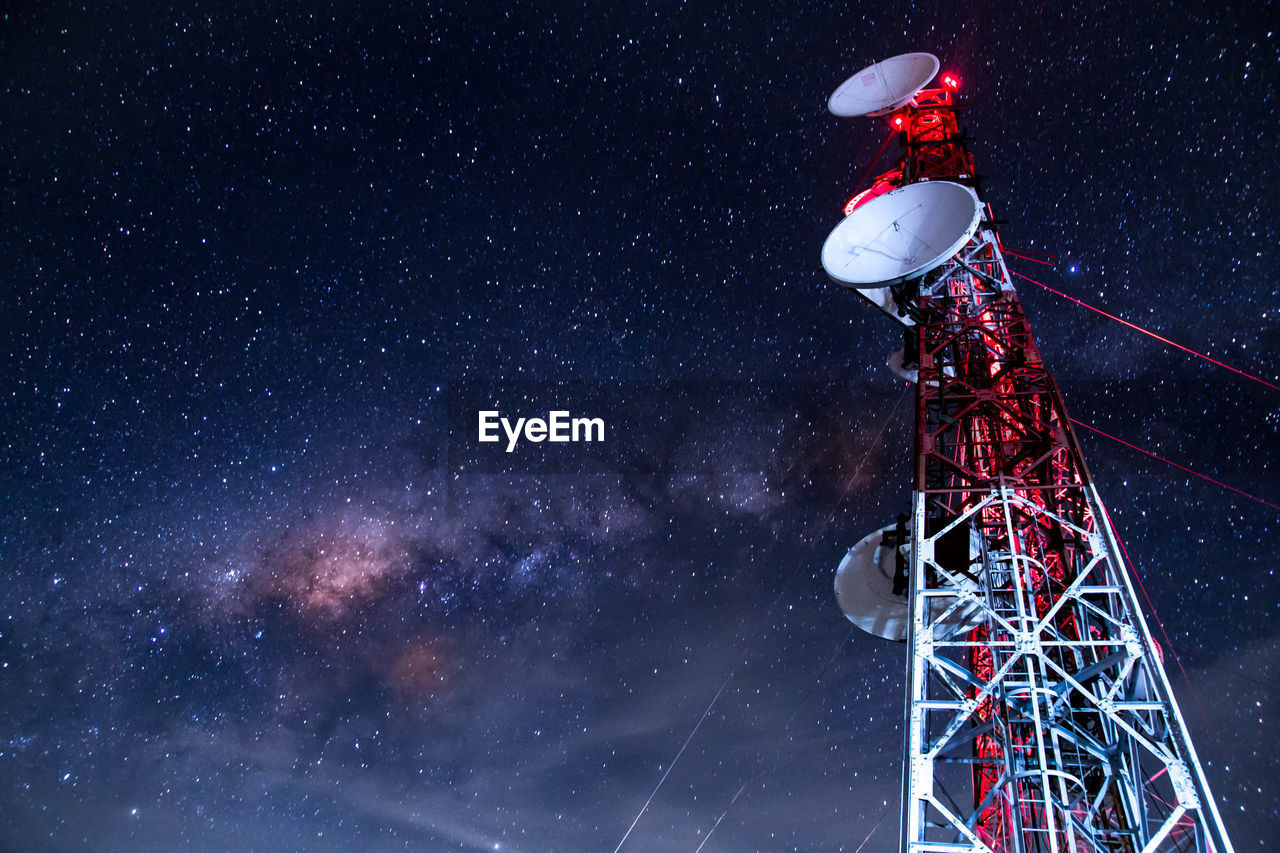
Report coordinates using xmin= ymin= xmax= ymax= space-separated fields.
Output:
xmin=3 ymin=1 xmax=1278 ymax=850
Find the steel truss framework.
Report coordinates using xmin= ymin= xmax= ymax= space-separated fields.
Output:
xmin=869 ymin=89 xmax=1234 ymax=852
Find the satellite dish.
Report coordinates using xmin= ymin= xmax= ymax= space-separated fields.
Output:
xmin=851 ymin=285 xmax=913 ymax=327
xmin=828 ymin=52 xmax=940 ymax=117
xmin=887 ymin=347 xmax=954 ymax=384
xmin=835 ymin=518 xmax=982 ymax=642
xmin=887 ymin=347 xmax=919 ymax=383
xmin=835 ymin=523 xmax=909 ymax=642
xmin=821 ymin=181 xmax=982 ymax=288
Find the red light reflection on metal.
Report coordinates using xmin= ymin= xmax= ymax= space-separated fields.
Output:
xmin=842 ymin=190 xmax=870 ymax=217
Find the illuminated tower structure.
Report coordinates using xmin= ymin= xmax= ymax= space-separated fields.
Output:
xmin=824 ymin=54 xmax=1234 ymax=852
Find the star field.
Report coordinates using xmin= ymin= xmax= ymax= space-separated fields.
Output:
xmin=2 ymin=1 xmax=1278 ymax=849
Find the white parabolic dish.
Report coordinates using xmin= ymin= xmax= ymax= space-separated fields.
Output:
xmin=834 ymin=521 xmax=982 ymax=643
xmin=828 ymin=52 xmax=940 ymax=117
xmin=821 ymin=181 xmax=982 ymax=288
xmin=834 ymin=524 xmax=908 ymax=642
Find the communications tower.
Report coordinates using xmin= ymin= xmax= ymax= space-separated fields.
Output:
xmin=824 ymin=53 xmax=1234 ymax=852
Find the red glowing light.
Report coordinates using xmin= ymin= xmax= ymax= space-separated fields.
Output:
xmin=942 ymin=73 xmax=960 ymax=89
xmin=842 ymin=189 xmax=871 ymax=217
xmin=842 ymin=176 xmax=898 ymax=216
xmin=893 ymin=115 xmax=904 ymax=128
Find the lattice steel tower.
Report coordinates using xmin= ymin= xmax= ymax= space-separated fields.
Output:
xmin=823 ymin=53 xmax=1234 ymax=852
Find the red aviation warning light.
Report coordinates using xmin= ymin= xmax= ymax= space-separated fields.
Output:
xmin=941 ymin=72 xmax=960 ymax=89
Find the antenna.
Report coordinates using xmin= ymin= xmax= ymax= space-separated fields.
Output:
xmin=828 ymin=52 xmax=940 ymax=117
xmin=819 ymin=51 xmax=1235 ymax=852
xmin=834 ymin=524 xmax=909 ymax=641
xmin=821 ymin=181 xmax=982 ymax=288
xmin=835 ymin=519 xmax=978 ymax=642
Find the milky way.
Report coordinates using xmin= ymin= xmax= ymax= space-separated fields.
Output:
xmin=3 ymin=1 xmax=1277 ymax=849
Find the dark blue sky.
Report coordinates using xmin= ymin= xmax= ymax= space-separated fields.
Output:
xmin=2 ymin=1 xmax=1277 ymax=849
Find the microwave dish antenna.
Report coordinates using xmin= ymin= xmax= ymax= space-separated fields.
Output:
xmin=821 ymin=180 xmax=981 ymax=288
xmin=828 ymin=52 xmax=939 ymax=117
